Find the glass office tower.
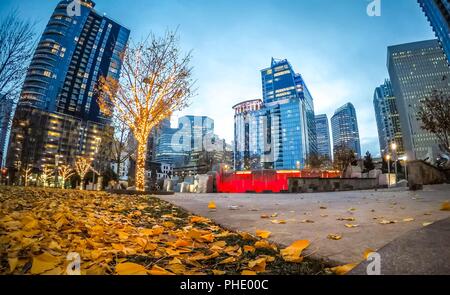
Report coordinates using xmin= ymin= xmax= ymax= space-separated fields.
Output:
xmin=260 ymin=58 xmax=317 ymax=170
xmin=387 ymin=39 xmax=450 ymax=161
xmin=6 ymin=0 xmax=130 ymax=178
xmin=315 ymin=114 xmax=332 ymax=160
xmin=331 ymin=103 xmax=361 ymax=158
xmin=373 ymin=79 xmax=404 ymax=157
xmin=418 ymin=0 xmax=450 ymax=64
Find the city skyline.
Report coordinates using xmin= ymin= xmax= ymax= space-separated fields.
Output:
xmin=0 ymin=0 xmax=437 ymax=157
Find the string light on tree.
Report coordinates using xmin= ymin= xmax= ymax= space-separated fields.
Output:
xmin=58 ymin=165 xmax=74 ymax=189
xmin=98 ymin=31 xmax=195 ymax=191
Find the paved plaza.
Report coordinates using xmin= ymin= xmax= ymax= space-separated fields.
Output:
xmin=159 ymin=184 xmax=450 ymax=266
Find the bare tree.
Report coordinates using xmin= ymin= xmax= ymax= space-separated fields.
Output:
xmin=333 ymin=145 xmax=356 ymax=177
xmin=39 ymin=165 xmax=54 ymax=187
xmin=98 ymin=31 xmax=195 ymax=191
xmin=0 ymin=10 xmax=36 ymax=102
xmin=417 ymin=90 xmax=450 ymax=154
xmin=111 ymin=119 xmax=135 ymax=178
xmin=58 ymin=165 xmax=74 ymax=189
xmin=74 ymin=157 xmax=92 ymax=190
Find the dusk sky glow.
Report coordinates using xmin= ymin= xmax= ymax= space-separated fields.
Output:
xmin=0 ymin=0 xmax=436 ymax=156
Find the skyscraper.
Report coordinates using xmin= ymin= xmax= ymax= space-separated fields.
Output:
xmin=233 ymin=58 xmax=317 ymax=171
xmin=233 ymin=99 xmax=265 ymax=170
xmin=387 ymin=39 xmax=450 ymax=160
xmin=418 ymin=0 xmax=450 ymax=64
xmin=331 ymin=103 xmax=361 ymax=157
xmin=6 ymin=0 xmax=129 ymax=176
xmin=315 ymin=114 xmax=332 ymax=160
xmin=373 ymin=79 xmax=404 ymax=157
xmin=0 ymin=97 xmax=13 ymax=168
xmin=260 ymin=58 xmax=317 ymax=170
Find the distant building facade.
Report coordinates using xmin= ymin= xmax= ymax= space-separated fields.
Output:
xmin=315 ymin=114 xmax=332 ymax=160
xmin=418 ymin=0 xmax=450 ymax=64
xmin=387 ymin=39 xmax=450 ymax=160
xmin=373 ymin=79 xmax=404 ymax=157
xmin=331 ymin=103 xmax=361 ymax=157
xmin=6 ymin=0 xmax=130 ymax=179
xmin=154 ymin=116 xmax=228 ymax=173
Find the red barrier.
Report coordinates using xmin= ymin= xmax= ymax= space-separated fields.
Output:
xmin=216 ymin=170 xmax=341 ymax=193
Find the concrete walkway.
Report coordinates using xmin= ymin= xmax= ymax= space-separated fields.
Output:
xmin=158 ymin=184 xmax=450 ymax=266
xmin=350 ymin=217 xmax=450 ymax=275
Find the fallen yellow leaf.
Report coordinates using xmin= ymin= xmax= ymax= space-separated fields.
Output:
xmin=30 ymin=252 xmax=61 ymax=275
xmin=248 ymin=258 xmax=266 ymax=272
xmin=148 ymin=265 xmax=174 ymax=275
xmin=8 ymin=258 xmax=18 ymax=273
xmin=363 ymin=248 xmax=376 ymax=260
xmin=379 ymin=219 xmax=396 ymax=225
xmin=337 ymin=217 xmax=355 ymax=221
xmin=115 ymin=262 xmax=147 ymax=275
xmin=327 ymin=234 xmax=342 ymax=240
xmin=255 ymin=230 xmax=271 ymax=239
xmin=280 ymin=240 xmax=310 ymax=263
xmin=329 ymin=263 xmax=357 ymax=275
xmin=212 ymin=270 xmax=226 ymax=275
xmin=208 ymin=201 xmax=217 ymax=210
xmin=271 ymin=219 xmax=286 ymax=224
xmin=244 ymin=245 xmax=255 ymax=253
xmin=190 ymin=216 xmax=210 ymax=223
xmin=403 ymin=218 xmax=414 ymax=222
xmin=241 ymin=270 xmax=257 ymax=275
xmin=218 ymin=257 xmax=236 ymax=264
xmin=344 ymin=224 xmax=359 ymax=228
xmin=441 ymin=201 xmax=450 ymax=211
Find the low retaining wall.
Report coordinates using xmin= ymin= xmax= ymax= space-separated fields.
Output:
xmin=407 ymin=160 xmax=449 ymax=190
xmin=288 ymin=178 xmax=378 ymax=193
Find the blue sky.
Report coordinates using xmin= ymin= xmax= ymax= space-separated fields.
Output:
xmin=0 ymin=0 xmax=436 ymax=156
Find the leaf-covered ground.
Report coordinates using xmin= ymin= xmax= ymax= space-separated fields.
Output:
xmin=0 ymin=186 xmax=330 ymax=275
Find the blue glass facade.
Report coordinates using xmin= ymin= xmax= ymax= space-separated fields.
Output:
xmin=6 ymin=0 xmax=130 ymax=173
xmin=373 ymin=79 xmax=404 ymax=156
xmin=331 ymin=103 xmax=361 ymax=157
xmin=418 ymin=0 xmax=450 ymax=64
xmin=315 ymin=114 xmax=332 ymax=160
xmin=233 ymin=58 xmax=317 ymax=171
xmin=20 ymin=0 xmax=130 ymax=124
xmin=260 ymin=58 xmax=317 ymax=170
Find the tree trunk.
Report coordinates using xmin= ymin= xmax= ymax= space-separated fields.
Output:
xmin=135 ymin=141 xmax=147 ymax=191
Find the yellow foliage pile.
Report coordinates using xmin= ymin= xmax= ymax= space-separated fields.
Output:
xmin=0 ymin=187 xmax=321 ymax=275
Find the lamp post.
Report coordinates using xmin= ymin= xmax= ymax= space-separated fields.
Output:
xmin=386 ymin=154 xmax=391 ymax=187
xmin=391 ymin=142 xmax=397 ymax=183
xmin=403 ymin=156 xmax=408 ymax=182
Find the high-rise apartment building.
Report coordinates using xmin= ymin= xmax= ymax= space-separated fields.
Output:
xmin=331 ymin=103 xmax=361 ymax=157
xmin=6 ymin=0 xmax=129 ymax=178
xmin=373 ymin=79 xmax=404 ymax=156
xmin=387 ymin=39 xmax=450 ymax=160
xmin=315 ymin=114 xmax=332 ymax=160
xmin=418 ymin=0 xmax=450 ymax=64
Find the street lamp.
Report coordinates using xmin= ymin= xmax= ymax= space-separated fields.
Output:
xmin=403 ymin=155 xmax=408 ymax=182
xmin=391 ymin=142 xmax=398 ymax=182
xmin=386 ymin=154 xmax=391 ymax=187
